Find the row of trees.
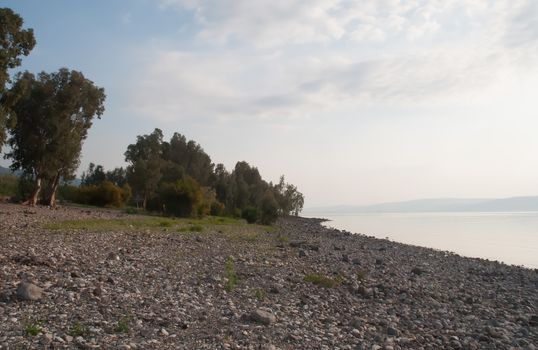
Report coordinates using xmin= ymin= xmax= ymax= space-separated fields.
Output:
xmin=0 ymin=8 xmax=106 ymax=206
xmin=74 ymin=128 xmax=304 ymax=223
xmin=0 ymin=8 xmax=304 ymax=223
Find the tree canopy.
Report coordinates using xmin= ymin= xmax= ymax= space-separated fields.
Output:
xmin=4 ymin=68 xmax=105 ymax=205
xmin=0 ymin=8 xmax=36 ymax=146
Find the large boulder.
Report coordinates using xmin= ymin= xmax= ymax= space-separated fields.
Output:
xmin=16 ymin=281 xmax=43 ymax=301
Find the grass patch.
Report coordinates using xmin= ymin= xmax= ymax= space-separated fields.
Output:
xmin=45 ymin=215 xmax=245 ymax=232
xmin=68 ymin=322 xmax=89 ymax=337
xmin=356 ymin=270 xmax=368 ymax=281
xmin=224 ymin=257 xmax=238 ymax=292
xmin=24 ymin=322 xmax=42 ymax=336
xmin=304 ymin=273 xmax=340 ymax=288
xmin=254 ymin=288 xmax=266 ymax=301
xmin=276 ymin=234 xmax=289 ymax=244
xmin=114 ymin=316 xmax=130 ymax=333
xmin=226 ymin=230 xmax=260 ymax=242
xmin=178 ymin=224 xmax=204 ymax=232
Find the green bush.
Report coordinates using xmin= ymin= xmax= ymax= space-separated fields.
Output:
xmin=0 ymin=174 xmax=18 ymax=197
xmin=60 ymin=181 xmax=130 ymax=207
xmin=241 ymin=206 xmax=259 ymax=224
xmin=304 ymin=273 xmax=339 ymax=288
xmin=259 ymin=190 xmax=279 ymax=225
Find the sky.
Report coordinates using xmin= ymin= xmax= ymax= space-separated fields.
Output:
xmin=2 ymin=0 xmax=538 ymax=207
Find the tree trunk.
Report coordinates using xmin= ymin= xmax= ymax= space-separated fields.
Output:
xmin=45 ymin=173 xmax=60 ymax=207
xmin=143 ymin=194 xmax=147 ymax=211
xmin=28 ymin=176 xmax=42 ymax=206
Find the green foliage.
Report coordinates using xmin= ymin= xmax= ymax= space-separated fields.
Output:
xmin=178 ymin=224 xmax=203 ymax=232
xmin=304 ymin=273 xmax=340 ymax=288
xmin=24 ymin=322 xmax=42 ymax=336
xmin=210 ymin=201 xmax=225 ymax=216
xmin=356 ymin=270 xmax=368 ymax=281
xmin=121 ymin=129 xmax=305 ymax=222
xmin=0 ymin=8 xmax=36 ymax=146
xmin=273 ymin=175 xmax=305 ymax=216
xmin=224 ymin=256 xmax=238 ymax=292
xmin=114 ymin=316 xmax=130 ymax=333
xmin=81 ymin=162 xmax=105 ymax=186
xmin=3 ymin=68 xmax=105 ymax=205
xmin=164 ymin=132 xmax=215 ymax=186
xmin=254 ymin=288 xmax=266 ymax=301
xmin=68 ymin=322 xmax=89 ymax=337
xmin=241 ymin=206 xmax=259 ymax=224
xmin=0 ymin=173 xmax=18 ymax=197
xmin=125 ymin=129 xmax=164 ymax=210
xmin=259 ymin=190 xmax=279 ymax=225
xmin=60 ymin=181 xmax=130 ymax=208
xmin=44 ymin=215 xmax=242 ymax=231
xmin=158 ymin=176 xmax=206 ymax=217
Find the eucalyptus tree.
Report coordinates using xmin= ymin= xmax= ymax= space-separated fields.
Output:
xmin=125 ymin=128 xmax=164 ymax=210
xmin=0 ymin=8 xmax=36 ymax=146
xmin=4 ymin=69 xmax=105 ymax=205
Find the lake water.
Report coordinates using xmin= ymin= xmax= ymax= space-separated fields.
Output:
xmin=303 ymin=212 xmax=538 ymax=269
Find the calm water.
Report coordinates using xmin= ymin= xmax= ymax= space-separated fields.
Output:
xmin=305 ymin=212 xmax=538 ymax=268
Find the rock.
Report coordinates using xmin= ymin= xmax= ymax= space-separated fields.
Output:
xmin=260 ymin=345 xmax=276 ymax=350
xmin=106 ymin=252 xmax=119 ymax=261
xmin=387 ymin=326 xmax=399 ymax=336
xmin=351 ymin=328 xmax=361 ymax=338
xmin=357 ymin=286 xmax=373 ymax=298
xmin=160 ymin=328 xmax=169 ymax=336
xmin=249 ymin=309 xmax=276 ymax=325
xmin=298 ymin=249 xmax=307 ymax=257
xmin=411 ymin=267 xmax=426 ymax=275
xmin=16 ymin=281 xmax=43 ymax=301
xmin=530 ymin=315 xmax=538 ymax=327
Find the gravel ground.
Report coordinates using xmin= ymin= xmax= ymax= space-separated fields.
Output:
xmin=0 ymin=202 xmax=537 ymax=349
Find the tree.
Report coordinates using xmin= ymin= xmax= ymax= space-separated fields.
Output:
xmin=125 ymin=128 xmax=164 ymax=210
xmin=0 ymin=8 xmax=36 ymax=146
xmin=260 ymin=190 xmax=279 ymax=225
xmin=164 ymin=132 xmax=214 ymax=186
xmin=105 ymin=166 xmax=127 ymax=187
xmin=273 ymin=175 xmax=304 ymax=216
xmin=4 ymin=69 xmax=105 ymax=206
xmin=81 ymin=162 xmax=106 ymax=186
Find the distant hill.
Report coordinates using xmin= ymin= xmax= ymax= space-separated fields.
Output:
xmin=0 ymin=165 xmax=17 ymax=175
xmin=305 ymin=196 xmax=538 ymax=214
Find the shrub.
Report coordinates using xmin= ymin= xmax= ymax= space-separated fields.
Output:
xmin=224 ymin=256 xmax=238 ymax=292
xmin=241 ymin=206 xmax=259 ymax=224
xmin=304 ymin=273 xmax=339 ymax=288
xmin=24 ymin=322 xmax=42 ymax=336
xmin=60 ymin=181 xmax=130 ymax=207
xmin=114 ymin=316 xmax=130 ymax=333
xmin=68 ymin=322 xmax=89 ymax=337
xmin=259 ymin=190 xmax=279 ymax=225
xmin=0 ymin=174 xmax=18 ymax=197
xmin=158 ymin=176 xmax=206 ymax=217
xmin=210 ymin=201 xmax=225 ymax=216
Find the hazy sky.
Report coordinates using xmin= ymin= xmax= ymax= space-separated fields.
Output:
xmin=2 ymin=0 xmax=538 ymax=207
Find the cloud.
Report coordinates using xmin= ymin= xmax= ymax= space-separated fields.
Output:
xmin=126 ymin=0 xmax=538 ymax=122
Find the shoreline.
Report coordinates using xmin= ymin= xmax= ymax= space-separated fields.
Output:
xmin=0 ymin=203 xmax=536 ymax=349
xmin=311 ymin=212 xmax=538 ymax=270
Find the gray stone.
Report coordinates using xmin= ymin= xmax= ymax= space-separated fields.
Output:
xmin=250 ymin=309 xmax=276 ymax=325
xmin=387 ymin=326 xmax=399 ymax=336
xmin=16 ymin=281 xmax=43 ymax=301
